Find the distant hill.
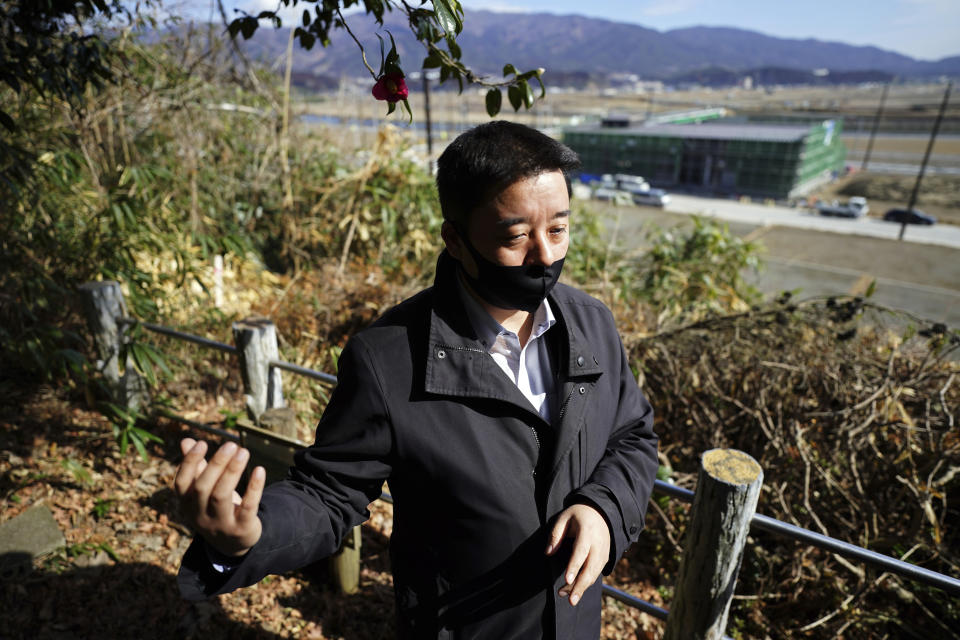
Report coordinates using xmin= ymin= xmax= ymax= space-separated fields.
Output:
xmin=219 ymin=8 xmax=960 ymax=86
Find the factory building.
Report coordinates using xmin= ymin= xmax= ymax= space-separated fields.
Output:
xmin=562 ymin=114 xmax=846 ymax=200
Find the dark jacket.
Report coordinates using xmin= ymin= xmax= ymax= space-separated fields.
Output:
xmin=178 ymin=253 xmax=659 ymax=639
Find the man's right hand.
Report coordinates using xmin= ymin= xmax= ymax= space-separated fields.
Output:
xmin=173 ymin=437 xmax=265 ymax=558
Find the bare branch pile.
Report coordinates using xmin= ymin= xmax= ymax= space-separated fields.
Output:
xmin=627 ymin=296 xmax=960 ymax=638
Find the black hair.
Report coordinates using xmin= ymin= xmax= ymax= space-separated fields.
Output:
xmin=435 ymin=120 xmax=581 ymax=227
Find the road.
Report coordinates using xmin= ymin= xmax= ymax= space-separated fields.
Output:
xmin=664 ymin=194 xmax=960 ymax=249
xmin=588 ymin=196 xmax=960 ymax=328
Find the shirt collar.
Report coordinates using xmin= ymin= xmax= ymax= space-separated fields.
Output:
xmin=456 ymin=272 xmax=556 ymax=350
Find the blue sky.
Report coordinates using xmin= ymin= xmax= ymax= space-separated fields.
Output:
xmin=172 ymin=1 xmax=960 ymax=61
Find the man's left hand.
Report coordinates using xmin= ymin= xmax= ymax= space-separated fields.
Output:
xmin=545 ymin=503 xmax=610 ymax=606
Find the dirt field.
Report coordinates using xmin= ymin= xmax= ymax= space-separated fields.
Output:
xmin=303 ymin=81 xmax=958 ymax=128
xmin=808 ymin=171 xmax=960 ymax=226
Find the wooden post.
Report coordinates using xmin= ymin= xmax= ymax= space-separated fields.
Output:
xmin=232 ymin=317 xmax=285 ymax=425
xmin=260 ymin=407 xmax=298 ymax=440
xmin=330 ymin=525 xmax=362 ymax=595
xmin=664 ymin=449 xmax=764 ymax=640
xmin=78 ymin=281 xmax=148 ymax=411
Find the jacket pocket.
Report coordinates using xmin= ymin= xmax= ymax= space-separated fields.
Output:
xmin=577 ymin=421 xmax=589 ymax=486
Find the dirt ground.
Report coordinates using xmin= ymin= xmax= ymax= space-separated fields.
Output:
xmin=305 ymin=82 xmax=960 ymax=129
xmin=808 ymin=171 xmax=960 ymax=226
xmin=0 ymin=384 xmax=666 ymax=640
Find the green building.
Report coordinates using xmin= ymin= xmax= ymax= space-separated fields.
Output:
xmin=562 ymin=117 xmax=847 ymax=200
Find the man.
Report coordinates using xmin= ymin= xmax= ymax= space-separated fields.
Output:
xmin=175 ymin=121 xmax=659 ymax=638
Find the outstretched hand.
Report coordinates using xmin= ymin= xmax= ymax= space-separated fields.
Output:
xmin=545 ymin=503 xmax=611 ymax=607
xmin=173 ymin=437 xmax=265 ymax=558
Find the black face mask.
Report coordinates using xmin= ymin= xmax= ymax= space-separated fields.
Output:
xmin=455 ymin=232 xmax=564 ymax=313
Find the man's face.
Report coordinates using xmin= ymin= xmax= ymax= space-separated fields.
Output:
xmin=445 ymin=170 xmax=571 ymax=276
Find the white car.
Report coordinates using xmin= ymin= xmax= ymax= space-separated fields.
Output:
xmin=594 ymin=187 xmax=632 ymax=205
xmin=632 ymin=189 xmax=671 ymax=207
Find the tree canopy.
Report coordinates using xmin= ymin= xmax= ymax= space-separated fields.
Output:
xmin=0 ymin=1 xmax=158 ymax=130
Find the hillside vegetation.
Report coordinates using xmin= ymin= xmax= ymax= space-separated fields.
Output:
xmin=1 ymin=27 xmax=958 ymax=640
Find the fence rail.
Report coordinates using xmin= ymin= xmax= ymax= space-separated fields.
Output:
xmin=649 ymin=483 xmax=960 ymax=596
xmin=80 ymin=280 xmax=960 ymax=639
xmin=118 ymin=317 xmax=237 ymax=354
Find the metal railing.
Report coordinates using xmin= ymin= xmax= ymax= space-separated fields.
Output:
xmin=81 ymin=284 xmax=959 ymax=635
xmin=648 ymin=482 xmax=960 ymax=597
xmin=131 ymin=315 xmax=960 ymax=596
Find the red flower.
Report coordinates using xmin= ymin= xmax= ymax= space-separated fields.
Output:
xmin=372 ymin=73 xmax=408 ymax=103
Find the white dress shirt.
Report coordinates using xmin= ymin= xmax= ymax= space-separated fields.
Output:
xmin=458 ymin=278 xmax=557 ymax=421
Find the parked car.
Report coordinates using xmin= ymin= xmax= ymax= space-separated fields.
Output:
xmin=815 ymin=196 xmax=868 ymax=218
xmin=611 ymin=173 xmax=651 ymax=195
xmin=632 ymin=188 xmax=671 ymax=207
xmin=593 ymin=187 xmax=632 ymax=205
xmin=883 ymin=208 xmax=936 ymax=225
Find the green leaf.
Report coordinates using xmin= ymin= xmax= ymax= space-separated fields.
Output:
xmin=533 ymin=74 xmax=546 ymax=99
xmin=384 ymin=32 xmax=403 ymax=75
xmin=502 ymin=63 xmax=517 ymax=77
xmin=99 ymin=542 xmax=119 ymax=562
xmin=239 ymin=17 xmax=257 ymax=40
xmin=130 ymin=431 xmax=148 ymax=462
xmin=411 ymin=9 xmax=437 ymax=41
xmin=485 ymin=89 xmax=502 ymax=117
xmin=507 ymin=85 xmax=523 ymax=111
xmin=445 ymin=35 xmax=461 ymax=60
xmin=433 ymin=0 xmax=462 ymax=35
xmin=422 ymin=52 xmax=442 ymax=69
xmin=865 ymin=279 xmax=876 ymax=298
xmin=329 ymin=345 xmax=343 ymax=369
xmin=376 ymin=33 xmax=386 ymax=75
xmin=386 ymin=101 xmax=397 ymax=115
xmin=132 ymin=426 xmax=163 ymax=444
xmin=128 ymin=343 xmax=156 ymax=387
xmin=92 ymin=498 xmax=115 ymax=520
xmin=58 ymin=348 xmax=87 ymax=375
xmin=402 ymin=99 xmax=413 ymax=123
xmin=302 ymin=9 xmax=310 ymax=27
xmin=520 ymin=79 xmax=534 ymax=108
xmin=296 ymin=28 xmax=316 ymax=50
xmin=143 ymin=344 xmax=171 ymax=378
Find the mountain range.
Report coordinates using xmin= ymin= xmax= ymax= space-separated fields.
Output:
xmin=226 ymin=9 xmax=960 ymax=87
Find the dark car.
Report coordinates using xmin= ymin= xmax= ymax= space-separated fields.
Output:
xmin=883 ymin=208 xmax=936 ymax=225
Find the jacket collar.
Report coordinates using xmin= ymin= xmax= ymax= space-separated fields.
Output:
xmin=424 ymin=252 xmax=602 ymax=407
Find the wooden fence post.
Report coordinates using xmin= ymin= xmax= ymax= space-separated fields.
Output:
xmin=78 ymin=281 xmax=148 ymax=411
xmin=232 ymin=317 xmax=285 ymax=425
xmin=664 ymin=449 xmax=764 ymax=640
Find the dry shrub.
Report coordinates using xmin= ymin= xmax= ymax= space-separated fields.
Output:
xmin=279 ymin=125 xmax=442 ymax=274
xmin=627 ymin=296 xmax=960 ymax=639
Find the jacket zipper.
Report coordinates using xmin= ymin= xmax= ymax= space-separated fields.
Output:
xmin=436 ymin=344 xmax=486 ymax=355
xmin=532 ymin=385 xmax=579 ymax=473
xmin=528 ymin=426 xmax=540 ymax=449
xmin=556 ymin=385 xmax=577 ymax=424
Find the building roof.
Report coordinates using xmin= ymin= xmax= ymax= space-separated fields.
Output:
xmin=567 ymin=122 xmax=813 ymax=143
